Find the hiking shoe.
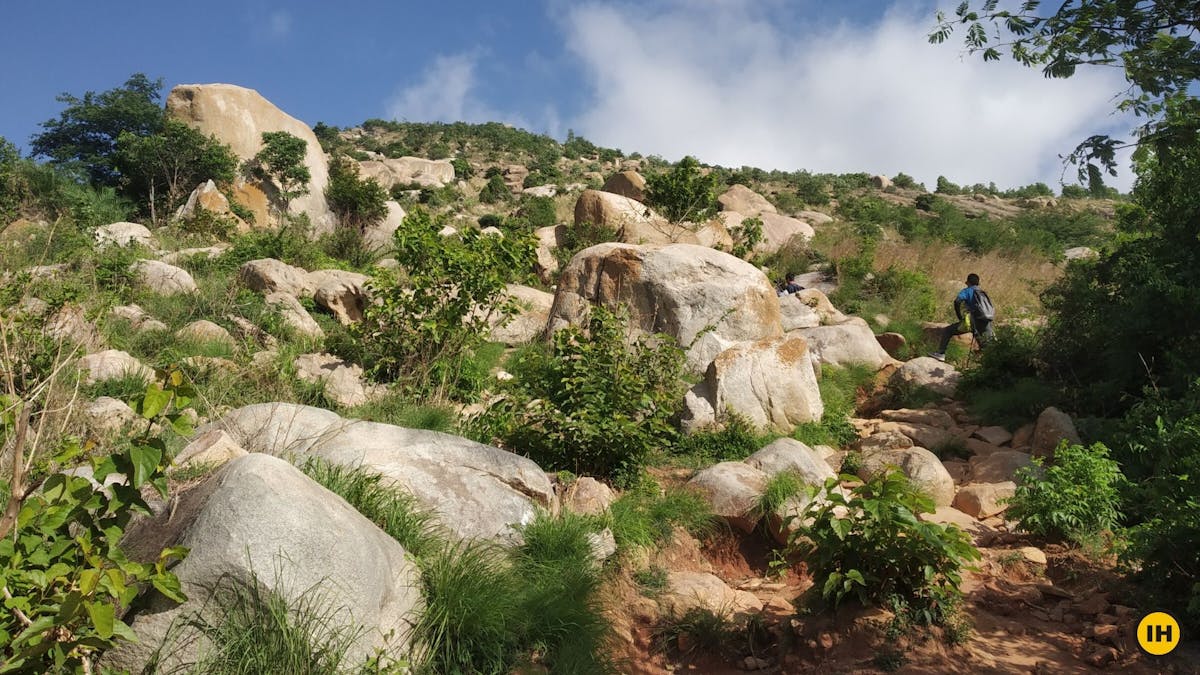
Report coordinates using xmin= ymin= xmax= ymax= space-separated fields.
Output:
xmin=928 ymin=352 xmax=946 ymax=362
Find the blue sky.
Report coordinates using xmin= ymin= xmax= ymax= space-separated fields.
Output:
xmin=0 ymin=1 xmax=1134 ymax=190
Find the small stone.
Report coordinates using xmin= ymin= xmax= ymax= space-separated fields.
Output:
xmin=1019 ymin=546 xmax=1047 ymax=566
xmin=1074 ymin=594 xmax=1110 ymax=616
xmin=1084 ymin=645 xmax=1119 ymax=667
xmin=741 ymin=656 xmax=770 ymax=670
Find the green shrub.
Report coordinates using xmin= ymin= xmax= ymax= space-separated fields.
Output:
xmin=729 ymin=216 xmax=763 ymax=260
xmin=517 ymin=194 xmax=557 ymax=228
xmin=1007 ymin=441 xmax=1124 ymax=541
xmin=791 ymin=364 xmax=874 ymax=448
xmin=672 ymin=413 xmax=763 ymax=464
xmin=756 ymin=471 xmax=806 ymax=520
xmin=891 ymin=172 xmax=919 ymax=189
xmin=115 ymin=118 xmax=239 ymax=223
xmin=343 ymin=207 xmax=533 ymax=399
xmin=793 ymin=171 xmax=831 ymax=206
xmin=244 ymin=131 xmax=311 ymax=209
xmin=479 ymin=174 xmax=511 ymax=204
xmin=790 ymin=471 xmax=980 ymax=611
xmin=467 ymin=305 xmax=686 ymax=484
xmin=0 ymin=374 xmax=192 ymax=672
xmin=325 ymin=157 xmax=388 ymax=232
xmin=645 ymin=156 xmax=719 ymax=223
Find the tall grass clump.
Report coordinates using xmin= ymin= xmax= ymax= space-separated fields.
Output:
xmin=157 ymin=573 xmax=365 ymax=675
xmin=300 ymin=459 xmax=441 ymax=558
xmin=791 ymin=364 xmax=874 ymax=448
xmin=607 ymin=478 xmax=716 ymax=550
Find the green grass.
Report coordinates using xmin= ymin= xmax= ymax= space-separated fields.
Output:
xmin=301 ymin=458 xmax=441 ymax=558
xmin=305 ymin=460 xmax=612 ymax=673
xmin=82 ymin=371 xmax=150 ymax=403
xmin=160 ymin=573 xmax=366 ymax=675
xmin=669 ymin=413 xmax=769 ymax=467
xmin=755 ymin=471 xmax=806 ymax=519
xmin=792 ymin=364 xmax=875 ymax=448
xmin=633 ymin=566 xmax=669 ymax=597
xmin=342 ymin=392 xmax=457 ymax=432
xmin=607 ymin=479 xmax=716 ymax=550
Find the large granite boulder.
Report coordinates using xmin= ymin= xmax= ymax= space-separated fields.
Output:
xmin=239 ymin=258 xmax=313 ymax=297
xmin=890 ymin=357 xmax=961 ymax=397
xmin=858 ymin=447 xmax=955 ymax=507
xmin=96 ymin=221 xmax=153 ymax=248
xmin=210 ymin=403 xmax=555 ymax=543
xmin=166 ymin=83 xmax=335 ymax=232
xmin=133 ymin=260 xmax=198 ymax=296
xmin=104 ymin=454 xmax=419 ymax=672
xmin=794 ymin=321 xmax=896 ymax=370
xmin=682 ymin=337 xmax=823 ymax=434
xmin=601 ymin=170 xmax=647 ymax=203
xmin=546 ymin=243 xmax=782 ymax=372
xmin=687 ymin=462 xmax=769 ymax=532
xmin=717 ymin=184 xmax=777 ymax=218
xmin=1032 ymin=406 xmax=1082 ymax=458
xmin=490 ymin=284 xmax=554 ymax=344
xmin=77 ymin=350 xmax=154 ymax=385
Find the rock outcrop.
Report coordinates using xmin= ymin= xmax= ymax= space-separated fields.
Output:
xmin=166 ymin=83 xmax=335 ymax=232
xmin=105 ymin=454 xmax=420 ymax=672
xmin=546 ymin=243 xmax=782 ymax=372
xmin=211 ymin=403 xmax=555 ymax=543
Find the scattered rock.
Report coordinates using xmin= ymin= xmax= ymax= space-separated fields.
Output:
xmin=687 ymin=462 xmax=769 ymax=532
xmin=587 ymin=528 xmax=618 ymax=563
xmin=110 ymin=304 xmax=169 ymax=333
xmin=47 ymin=304 xmax=101 ymax=347
xmin=239 ymin=258 xmax=313 ymax=297
xmin=77 ymin=350 xmax=154 ymax=385
xmin=176 ymin=320 xmax=237 ymax=349
xmin=921 ymin=506 xmax=996 ymax=539
xmin=890 ymin=357 xmax=961 ymax=397
xmin=1063 ymin=246 xmax=1098 ymax=260
xmin=563 ymin=477 xmax=616 ymax=516
xmin=1020 ymin=546 xmax=1048 ymax=565
xmin=489 ymin=285 xmax=553 ymax=344
xmin=85 ymin=397 xmax=139 ymax=435
xmin=854 ymin=431 xmax=914 ymax=453
xmin=174 ymin=179 xmax=244 ymax=228
xmin=880 ymin=408 xmax=956 ymax=429
xmin=601 ymin=171 xmax=647 ymax=203
xmin=970 ymin=450 xmax=1033 ymax=483
xmin=756 ymin=212 xmax=815 ymax=255
xmin=173 ymin=429 xmax=248 ymax=469
xmin=859 ymin=447 xmax=955 ymax=506
xmin=547 ymin=243 xmax=782 ymax=373
xmin=310 ymin=269 xmax=370 ymax=325
xmin=875 ymin=332 xmax=907 ymax=358
xmin=293 ymin=353 xmax=380 ymax=408
xmin=872 ymin=175 xmax=892 ymax=189
xmin=1032 ymin=406 xmax=1082 ymax=458
xmin=745 ymin=438 xmax=835 ymax=485
xmin=265 ymin=292 xmax=324 ymax=339
xmin=778 ymin=293 xmax=820 ymax=331
xmin=952 ymin=482 xmax=1016 ymax=519
xmin=660 ymin=571 xmax=763 ymax=618
xmin=210 ymin=403 xmax=556 ymax=543
xmin=105 ymin=454 xmax=419 ymax=672
xmin=717 ymin=184 xmax=777 ymax=217
xmin=794 ymin=321 xmax=896 ymax=370
xmin=683 ymin=336 xmax=823 ymax=433
xmin=133 ymin=260 xmax=198 ymax=295
xmin=973 ymin=425 xmax=1014 ymax=446
xmin=96 ymin=221 xmax=153 ymax=248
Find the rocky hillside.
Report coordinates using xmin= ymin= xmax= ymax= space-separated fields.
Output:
xmin=3 ymin=82 xmax=1184 ymax=674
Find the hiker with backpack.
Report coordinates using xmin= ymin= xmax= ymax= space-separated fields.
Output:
xmin=930 ymin=273 xmax=994 ymax=361
xmin=777 ymin=272 xmax=803 ymax=296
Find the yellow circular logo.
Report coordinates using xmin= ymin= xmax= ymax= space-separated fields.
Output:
xmin=1137 ymin=612 xmax=1181 ymax=656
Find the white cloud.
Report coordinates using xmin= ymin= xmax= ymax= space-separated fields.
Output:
xmin=268 ymin=10 xmax=292 ymax=39
xmin=560 ymin=2 xmax=1134 ymax=190
xmin=387 ymin=53 xmax=504 ymax=124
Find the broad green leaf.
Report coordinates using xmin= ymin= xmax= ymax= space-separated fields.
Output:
xmin=140 ymin=384 xmax=171 ymax=419
xmin=86 ymin=600 xmax=115 ymax=639
xmin=128 ymin=445 xmax=162 ymax=489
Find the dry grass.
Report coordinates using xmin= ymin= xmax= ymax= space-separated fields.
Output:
xmin=872 ymin=237 xmax=1061 ymax=318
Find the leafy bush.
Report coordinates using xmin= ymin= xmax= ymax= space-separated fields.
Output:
xmin=244 ymin=131 xmax=311 ymax=208
xmin=891 ymin=172 xmax=919 ymax=189
xmin=115 ymin=118 xmax=239 ymax=223
xmin=479 ymin=174 xmax=511 ymax=204
xmin=1007 ymin=441 xmax=1124 ymax=541
xmin=645 ymin=156 xmax=718 ymax=223
xmin=467 ymin=306 xmax=686 ymax=484
xmin=517 ymin=194 xmax=557 ymax=229
xmin=343 ymin=207 xmax=533 ymax=398
xmin=729 ymin=216 xmax=763 ymax=260
xmin=0 ymin=373 xmax=192 ymax=672
xmin=790 ymin=471 xmax=980 ymax=611
xmin=325 ymin=157 xmax=388 ymax=233
xmin=792 ymin=171 xmax=831 ymax=206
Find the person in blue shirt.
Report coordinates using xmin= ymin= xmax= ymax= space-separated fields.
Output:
xmin=777 ymin=272 xmax=803 ymax=296
xmin=930 ymin=273 xmax=993 ymax=361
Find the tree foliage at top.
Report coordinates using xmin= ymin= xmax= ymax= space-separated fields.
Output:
xmin=114 ymin=119 xmax=239 ymax=225
xmin=30 ymin=73 xmax=165 ymax=186
xmin=645 ymin=156 xmax=720 ymax=223
xmin=931 ymin=0 xmax=1200 ymax=187
xmin=245 ymin=131 xmax=311 ymax=207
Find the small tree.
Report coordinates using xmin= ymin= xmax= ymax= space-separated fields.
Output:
xmin=245 ymin=131 xmax=311 ymax=210
xmin=479 ymin=174 xmax=511 ymax=204
xmin=645 ymin=156 xmax=719 ymax=223
xmin=348 ymin=207 xmax=534 ymax=397
xmin=114 ymin=119 xmax=239 ymax=225
xmin=325 ymin=157 xmax=388 ymax=233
